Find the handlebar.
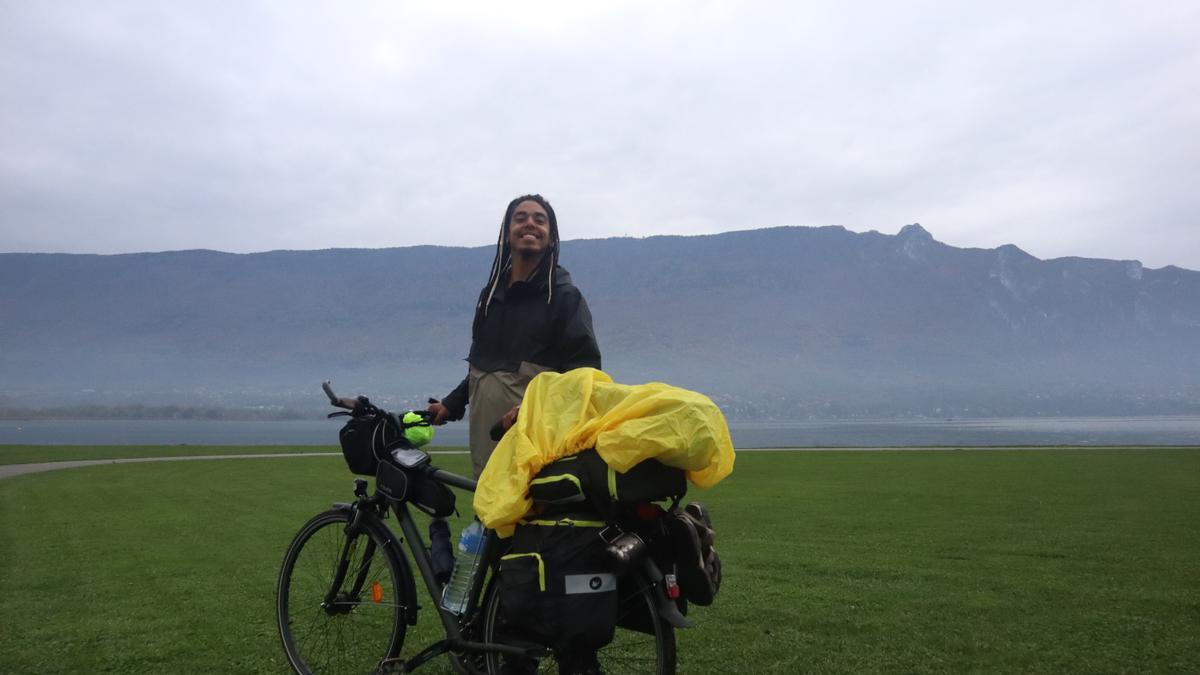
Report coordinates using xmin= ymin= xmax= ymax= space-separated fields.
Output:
xmin=328 ymin=379 xmax=501 ymax=439
xmin=326 ymin=381 xmax=473 ymax=488
xmin=322 ymin=380 xmax=363 ymax=411
xmin=322 ymin=379 xmax=434 ymax=428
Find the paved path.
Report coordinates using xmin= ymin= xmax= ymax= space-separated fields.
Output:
xmin=0 ymin=445 xmax=1097 ymax=482
xmin=0 ymin=449 xmax=480 ymax=480
xmin=0 ymin=452 xmax=348 ymax=480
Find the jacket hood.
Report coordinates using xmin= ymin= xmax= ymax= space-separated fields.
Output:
xmin=552 ymin=264 xmax=573 ymax=287
xmin=518 ymin=255 xmax=572 ymax=290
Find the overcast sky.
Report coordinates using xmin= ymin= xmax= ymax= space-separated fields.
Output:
xmin=1 ymin=1 xmax=1197 ymax=268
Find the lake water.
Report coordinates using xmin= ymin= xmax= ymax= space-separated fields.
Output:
xmin=1 ymin=416 xmax=1197 ymax=447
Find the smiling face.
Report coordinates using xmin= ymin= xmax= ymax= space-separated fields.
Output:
xmin=507 ymin=199 xmax=551 ymax=259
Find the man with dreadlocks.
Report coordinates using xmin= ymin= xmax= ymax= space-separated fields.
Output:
xmin=426 ymin=195 xmax=602 ymax=674
xmin=427 ymin=194 xmax=601 ymax=477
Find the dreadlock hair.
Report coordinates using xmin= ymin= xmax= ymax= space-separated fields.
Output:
xmin=480 ymin=194 xmax=560 ymax=316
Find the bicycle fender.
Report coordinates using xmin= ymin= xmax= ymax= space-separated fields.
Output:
xmin=656 ymin=592 xmax=693 ymax=629
xmin=641 ymin=558 xmax=694 ymax=629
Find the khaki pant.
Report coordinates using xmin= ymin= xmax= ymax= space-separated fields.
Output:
xmin=466 ymin=362 xmax=552 ymax=478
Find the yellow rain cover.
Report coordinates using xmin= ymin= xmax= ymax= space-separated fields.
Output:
xmin=474 ymin=368 xmax=735 ymax=536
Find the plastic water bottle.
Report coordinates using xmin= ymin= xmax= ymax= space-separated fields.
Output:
xmin=440 ymin=520 xmax=484 ymax=614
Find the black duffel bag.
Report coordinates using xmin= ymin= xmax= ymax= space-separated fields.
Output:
xmin=528 ymin=449 xmax=686 ymax=516
xmin=498 ymin=516 xmax=618 ymax=654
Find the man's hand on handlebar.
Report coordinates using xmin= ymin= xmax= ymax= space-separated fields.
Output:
xmin=426 ymin=400 xmax=450 ymax=426
xmin=422 ymin=397 xmax=517 ymax=432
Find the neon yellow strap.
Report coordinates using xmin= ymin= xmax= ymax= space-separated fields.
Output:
xmin=607 ymin=466 xmax=618 ymax=501
xmin=521 ymin=518 xmax=607 ymax=528
xmin=500 ymin=553 xmax=545 ymax=591
xmin=529 ymin=473 xmax=583 ymax=492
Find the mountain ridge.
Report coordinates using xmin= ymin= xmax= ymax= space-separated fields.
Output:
xmin=7 ymin=224 xmax=1192 ymax=274
xmin=2 ymin=225 xmax=1197 ymax=418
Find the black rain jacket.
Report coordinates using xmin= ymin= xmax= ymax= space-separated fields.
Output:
xmin=441 ymin=264 xmax=601 ymax=420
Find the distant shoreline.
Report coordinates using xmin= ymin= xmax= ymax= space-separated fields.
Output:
xmin=4 ymin=416 xmax=1198 ymax=448
xmin=4 ymin=445 xmax=1197 ymax=481
xmin=0 ymin=406 xmax=310 ymax=422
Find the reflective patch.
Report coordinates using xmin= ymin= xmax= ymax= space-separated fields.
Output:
xmin=563 ymin=573 xmax=616 ymax=595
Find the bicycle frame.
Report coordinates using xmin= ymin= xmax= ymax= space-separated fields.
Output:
xmin=289 ymin=383 xmax=684 ymax=674
xmin=331 ymin=471 xmax=548 ymax=673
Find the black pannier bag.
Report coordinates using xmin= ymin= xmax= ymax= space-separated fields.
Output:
xmin=375 ymin=461 xmax=456 ymax=518
xmin=528 ymin=449 xmax=687 ymax=515
xmin=667 ymin=502 xmax=722 ymax=606
xmin=498 ymin=517 xmax=618 ymax=654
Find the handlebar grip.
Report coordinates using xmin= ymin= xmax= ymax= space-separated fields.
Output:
xmin=321 ymin=381 xmax=360 ymax=410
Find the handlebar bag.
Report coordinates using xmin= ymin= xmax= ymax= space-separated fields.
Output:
xmin=528 ymin=449 xmax=687 ymax=515
xmin=338 ymin=415 xmax=396 ymax=476
xmin=339 ymin=411 xmax=437 ymax=479
xmin=498 ymin=516 xmax=617 ymax=654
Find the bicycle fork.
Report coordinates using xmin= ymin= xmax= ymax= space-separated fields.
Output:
xmin=322 ymin=504 xmax=375 ymax=613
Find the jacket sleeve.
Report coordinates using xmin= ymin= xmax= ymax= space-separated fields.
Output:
xmin=442 ymin=292 xmax=486 ymax=421
xmin=556 ymin=288 xmax=602 ymax=371
xmin=441 ymin=375 xmax=469 ymax=421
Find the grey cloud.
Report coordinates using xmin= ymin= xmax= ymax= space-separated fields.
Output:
xmin=1 ymin=1 xmax=1197 ymax=268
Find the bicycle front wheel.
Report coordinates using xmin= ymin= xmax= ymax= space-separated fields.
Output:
xmin=277 ymin=509 xmax=409 ymax=675
xmin=481 ymin=576 xmax=676 ymax=675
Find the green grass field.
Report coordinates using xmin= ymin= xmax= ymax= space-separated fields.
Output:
xmin=1 ymin=448 xmax=1198 ymax=673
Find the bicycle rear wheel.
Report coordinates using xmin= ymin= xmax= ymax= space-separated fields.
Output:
xmin=277 ymin=509 xmax=409 ymax=675
xmin=481 ymin=576 xmax=676 ymax=675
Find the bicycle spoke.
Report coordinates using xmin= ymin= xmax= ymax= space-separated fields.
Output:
xmin=279 ymin=511 xmax=407 ymax=675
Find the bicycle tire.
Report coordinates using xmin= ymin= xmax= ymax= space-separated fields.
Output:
xmin=480 ymin=576 xmax=676 ymax=675
xmin=277 ymin=509 xmax=410 ymax=675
